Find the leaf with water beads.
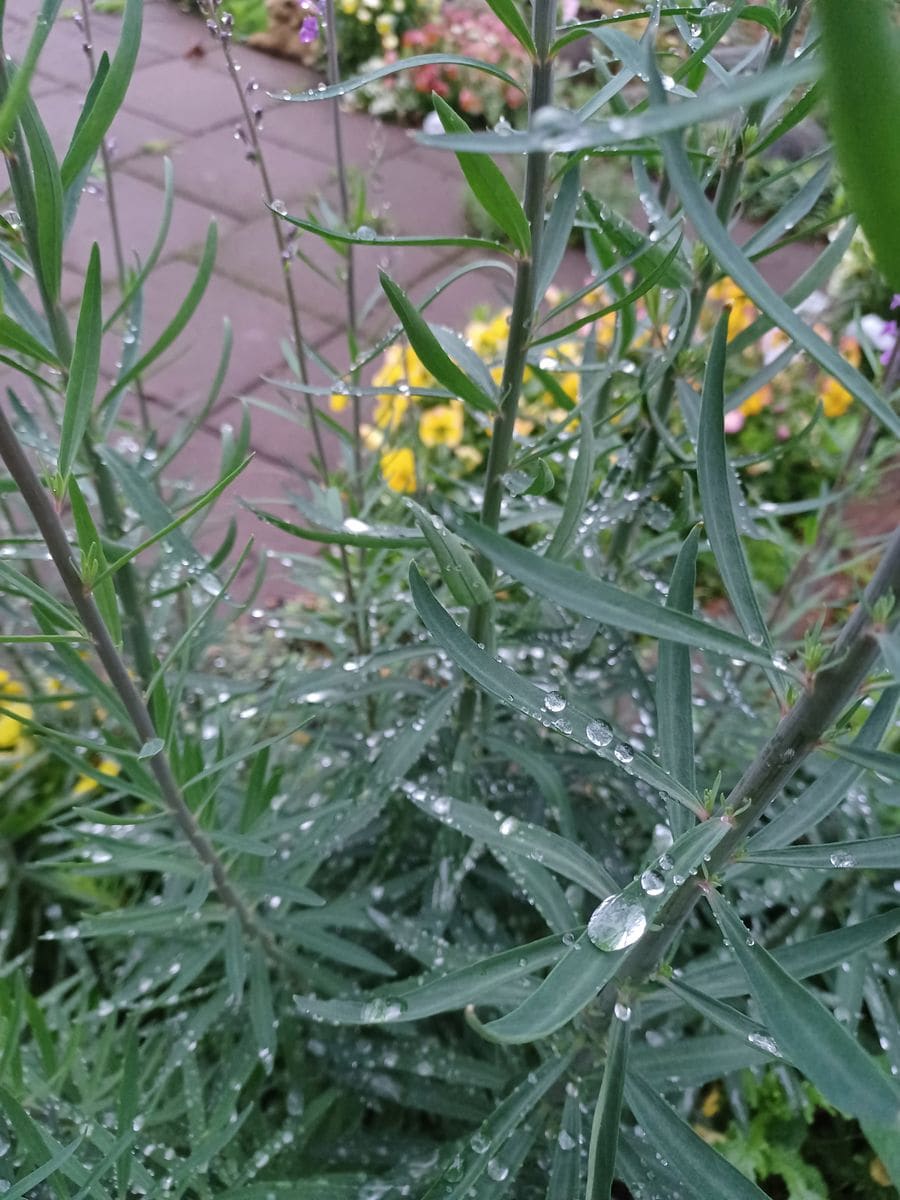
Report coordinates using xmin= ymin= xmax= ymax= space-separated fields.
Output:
xmin=406 ymin=791 xmax=620 ymax=897
xmin=547 ymin=1087 xmax=583 ymax=1200
xmin=707 ymin=890 xmax=900 ymax=1129
xmin=624 ymin=1072 xmax=771 ymax=1200
xmin=276 ymin=54 xmax=525 ymax=103
xmin=420 ymin=1053 xmax=572 ymax=1200
xmin=452 ymin=514 xmax=777 ymax=668
xmin=477 ymin=817 xmax=730 ymax=1043
xmin=410 ymin=564 xmax=704 ymax=817
xmin=741 ymin=834 xmax=900 ymax=871
xmin=697 ymin=312 xmax=775 ymax=670
xmin=276 ymin=210 xmax=513 ymax=256
xmin=293 ymin=931 xmax=568 ymax=1026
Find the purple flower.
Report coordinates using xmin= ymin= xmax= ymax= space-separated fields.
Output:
xmin=891 ymin=294 xmax=900 ymax=311
xmin=299 ymin=14 xmax=319 ymax=41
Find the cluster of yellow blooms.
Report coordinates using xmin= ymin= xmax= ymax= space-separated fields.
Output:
xmin=707 ymin=277 xmax=859 ymax=428
xmin=328 ymin=309 xmax=592 ymax=494
xmin=0 ymin=668 xmax=120 ymax=793
xmin=0 ymin=669 xmax=35 ymax=760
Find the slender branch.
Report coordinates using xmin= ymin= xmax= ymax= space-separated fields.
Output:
xmin=613 ymin=524 xmax=900 ymax=997
xmin=198 ymin=0 xmax=330 ymax=479
xmin=456 ymin=0 xmax=555 ymax=738
xmin=322 ymin=0 xmax=362 ymax=490
xmin=0 ymin=400 xmax=274 ymax=953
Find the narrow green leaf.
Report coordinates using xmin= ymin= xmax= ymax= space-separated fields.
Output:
xmin=248 ymin=503 xmax=426 ymax=550
xmin=0 ymin=313 xmax=61 ymax=367
xmin=586 ymin=1012 xmax=629 ymax=1200
xmin=279 ymin=210 xmax=509 ymax=255
xmin=248 ymin=944 xmax=276 ymax=1065
xmin=748 ymin=687 xmax=898 ymax=851
xmin=453 ymin=514 xmax=775 ymax=667
xmin=407 ymin=790 xmax=620 ymax=897
xmin=829 ymin=743 xmax=900 ymax=783
xmin=819 ymin=0 xmax=900 ymax=287
xmin=409 ymin=564 xmax=704 ymax=815
xmin=582 ymin=192 xmax=690 ymax=288
xmin=104 ymin=222 xmax=218 ymax=404
xmin=68 ymin=476 xmax=122 ymax=647
xmin=482 ymin=0 xmax=534 ymax=54
xmin=546 ymin=365 xmax=595 ymax=561
xmin=115 ymin=1021 xmax=139 ymax=1200
xmin=433 ymin=94 xmax=531 ymax=255
xmin=421 ymin=1055 xmax=572 ymax=1200
xmin=657 ymin=89 xmax=900 ymax=437
xmin=708 ymin=891 xmax=900 ymax=1129
xmin=535 ymin=160 xmax=581 ymax=303
xmin=624 ymin=1073 xmax=770 ymax=1199
xmin=380 ymin=272 xmax=496 ymax=412
xmin=742 ymin=834 xmax=900 ymax=870
xmin=407 ymin=499 xmax=493 ymax=607
xmin=60 ymin=0 xmax=142 ymax=190
xmin=281 ymin=54 xmax=524 ymax=102
xmin=58 ymin=244 xmax=103 ymax=481
xmin=4 ymin=1137 xmax=84 ymax=1200
xmin=373 ymin=685 xmax=459 ymax=783
xmin=0 ymin=0 xmax=62 ymax=149
xmin=657 ymin=527 xmax=699 ymax=833
xmin=697 ymin=311 xmax=771 ymax=652
xmin=93 ymin=455 xmax=251 ymax=585
xmin=17 ymin=92 xmax=64 ymax=304
xmin=661 ymin=975 xmax=778 ymax=1051
xmin=547 ymin=1089 xmax=582 ymax=1200
xmin=293 ymin=932 xmax=568 ymax=1025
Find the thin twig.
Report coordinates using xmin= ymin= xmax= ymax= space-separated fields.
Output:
xmin=0 ymin=400 xmax=273 ymax=953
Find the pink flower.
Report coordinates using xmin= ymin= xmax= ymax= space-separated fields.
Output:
xmin=723 ymin=409 xmax=745 ymax=435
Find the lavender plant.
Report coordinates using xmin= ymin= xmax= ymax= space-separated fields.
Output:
xmin=1 ymin=0 xmax=899 ymax=1197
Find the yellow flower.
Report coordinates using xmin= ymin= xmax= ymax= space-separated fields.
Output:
xmin=455 ymin=445 xmax=482 ymax=473
xmin=375 ymin=12 xmax=395 ymax=33
xmin=701 ymin=1086 xmax=723 ymax=1119
xmin=419 ymin=401 xmax=464 ymax=448
xmin=0 ymin=676 xmax=33 ymax=751
xmin=360 ymin=423 xmax=384 ymax=451
xmin=380 ymin=447 xmax=416 ymax=493
xmin=74 ymin=756 xmax=121 ymax=796
xmin=329 ymin=391 xmax=349 ymax=413
xmin=373 ymin=392 xmax=409 ymax=430
xmin=46 ymin=677 xmax=74 ymax=711
xmin=739 ymin=385 xmax=773 ymax=417
xmin=340 ymin=0 xmax=357 ymax=11
xmin=465 ymin=310 xmax=510 ymax=357
xmin=596 ymin=311 xmax=617 ymax=348
xmin=708 ymin=277 xmax=744 ymax=304
xmin=727 ymin=299 xmax=756 ymax=341
xmin=821 ymin=377 xmax=853 ymax=418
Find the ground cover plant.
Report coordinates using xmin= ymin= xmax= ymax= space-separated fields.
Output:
xmin=1 ymin=0 xmax=900 ymax=1197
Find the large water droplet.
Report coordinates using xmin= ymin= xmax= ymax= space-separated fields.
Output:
xmin=829 ymin=851 xmax=856 ymax=869
xmin=586 ymin=719 xmax=613 ymax=748
xmin=640 ymin=869 xmax=665 ymax=897
xmin=587 ymin=894 xmax=647 ymax=952
xmin=543 ymin=690 xmax=566 ymax=713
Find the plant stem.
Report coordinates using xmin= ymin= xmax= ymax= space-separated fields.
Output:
xmin=322 ymin=0 xmax=362 ymax=490
xmin=200 ymin=2 xmax=369 ymax=661
xmin=456 ymin=0 xmax=555 ymax=736
xmin=199 ymin=1 xmax=330 ymax=480
xmin=0 ymin=400 xmax=273 ymax=953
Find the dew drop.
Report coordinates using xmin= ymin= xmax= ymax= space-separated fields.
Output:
xmin=586 ymin=719 xmax=613 ymax=748
xmin=587 ymin=894 xmax=647 ymax=952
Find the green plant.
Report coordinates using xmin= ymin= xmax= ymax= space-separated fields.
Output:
xmin=2 ymin=1 xmax=900 ymax=1199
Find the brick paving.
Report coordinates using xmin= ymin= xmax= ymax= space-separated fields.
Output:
xmin=11 ymin=0 xmax=823 ymax=593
